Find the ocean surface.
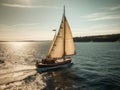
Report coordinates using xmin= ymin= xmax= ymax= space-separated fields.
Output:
xmin=0 ymin=42 xmax=120 ymax=90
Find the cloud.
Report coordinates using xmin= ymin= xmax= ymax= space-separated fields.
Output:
xmin=74 ymin=23 xmax=119 ymax=31
xmin=0 ymin=24 xmax=15 ymax=32
xmin=102 ymin=4 xmax=120 ymax=11
xmin=0 ymin=24 xmax=53 ymax=40
xmin=109 ymin=5 xmax=120 ymax=10
xmin=2 ymin=3 xmax=61 ymax=9
xmin=12 ymin=23 xmax=41 ymax=26
xmin=81 ymin=4 xmax=120 ymax=21
xmin=81 ymin=11 xmax=120 ymax=21
xmin=73 ymin=27 xmax=120 ymax=37
xmin=88 ymin=15 xmax=120 ymax=21
xmin=2 ymin=3 xmax=32 ymax=8
xmin=81 ymin=12 xmax=108 ymax=18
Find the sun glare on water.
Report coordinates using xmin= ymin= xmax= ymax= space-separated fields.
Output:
xmin=9 ymin=42 xmax=28 ymax=49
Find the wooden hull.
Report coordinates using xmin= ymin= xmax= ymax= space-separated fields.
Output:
xmin=36 ymin=60 xmax=72 ymax=72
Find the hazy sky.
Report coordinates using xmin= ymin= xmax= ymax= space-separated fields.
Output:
xmin=0 ymin=0 xmax=120 ymax=41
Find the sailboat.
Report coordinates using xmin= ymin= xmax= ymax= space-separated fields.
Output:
xmin=36 ymin=6 xmax=76 ymax=71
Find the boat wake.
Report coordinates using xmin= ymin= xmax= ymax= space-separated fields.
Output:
xmin=0 ymin=63 xmax=46 ymax=90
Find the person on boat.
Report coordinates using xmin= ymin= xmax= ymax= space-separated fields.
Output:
xmin=42 ymin=58 xmax=55 ymax=64
xmin=36 ymin=60 xmax=39 ymax=67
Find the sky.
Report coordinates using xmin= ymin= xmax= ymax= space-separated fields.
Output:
xmin=0 ymin=0 xmax=120 ymax=41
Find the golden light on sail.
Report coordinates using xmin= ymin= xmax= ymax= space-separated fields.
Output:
xmin=48 ymin=16 xmax=64 ymax=58
xmin=47 ymin=12 xmax=76 ymax=59
xmin=65 ymin=18 xmax=75 ymax=55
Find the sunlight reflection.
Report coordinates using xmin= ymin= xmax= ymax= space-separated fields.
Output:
xmin=9 ymin=42 xmax=28 ymax=49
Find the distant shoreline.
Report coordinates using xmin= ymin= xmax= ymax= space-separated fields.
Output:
xmin=74 ymin=34 xmax=120 ymax=42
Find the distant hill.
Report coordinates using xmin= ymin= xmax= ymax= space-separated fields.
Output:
xmin=73 ymin=34 xmax=120 ymax=42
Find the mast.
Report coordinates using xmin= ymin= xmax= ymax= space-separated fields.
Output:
xmin=63 ymin=6 xmax=66 ymax=60
xmin=47 ymin=6 xmax=75 ymax=59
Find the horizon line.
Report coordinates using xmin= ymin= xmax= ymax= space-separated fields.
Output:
xmin=0 ymin=33 xmax=120 ymax=42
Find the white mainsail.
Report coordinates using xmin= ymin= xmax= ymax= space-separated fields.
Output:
xmin=47 ymin=8 xmax=75 ymax=59
xmin=48 ymin=16 xmax=64 ymax=58
xmin=65 ymin=16 xmax=75 ymax=55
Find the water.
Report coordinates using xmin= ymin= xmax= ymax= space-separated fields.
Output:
xmin=0 ymin=42 xmax=120 ymax=90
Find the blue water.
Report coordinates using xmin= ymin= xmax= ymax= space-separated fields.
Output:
xmin=0 ymin=42 xmax=120 ymax=90
xmin=42 ymin=42 xmax=120 ymax=90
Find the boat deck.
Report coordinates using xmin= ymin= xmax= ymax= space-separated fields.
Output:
xmin=36 ymin=58 xmax=71 ymax=68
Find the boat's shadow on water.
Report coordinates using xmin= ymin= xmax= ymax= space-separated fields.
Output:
xmin=36 ymin=63 xmax=89 ymax=90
